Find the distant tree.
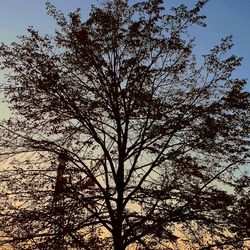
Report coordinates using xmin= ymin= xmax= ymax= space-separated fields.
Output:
xmin=0 ymin=0 xmax=249 ymax=249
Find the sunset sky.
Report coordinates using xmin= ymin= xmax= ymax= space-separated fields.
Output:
xmin=0 ymin=0 xmax=250 ymax=119
xmin=0 ymin=2 xmax=249 ymax=249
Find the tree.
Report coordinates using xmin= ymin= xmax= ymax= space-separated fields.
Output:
xmin=0 ymin=0 xmax=249 ymax=249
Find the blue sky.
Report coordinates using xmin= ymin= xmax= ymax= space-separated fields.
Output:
xmin=0 ymin=0 xmax=249 ymax=88
xmin=0 ymin=1 xmax=249 ymax=172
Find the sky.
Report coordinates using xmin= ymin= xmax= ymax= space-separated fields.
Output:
xmin=0 ymin=0 xmax=250 ymax=118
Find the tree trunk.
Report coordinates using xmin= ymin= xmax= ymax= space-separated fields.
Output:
xmin=113 ymin=185 xmax=125 ymax=250
xmin=113 ymin=227 xmax=125 ymax=250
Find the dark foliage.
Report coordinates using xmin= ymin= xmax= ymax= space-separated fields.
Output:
xmin=0 ymin=0 xmax=249 ymax=249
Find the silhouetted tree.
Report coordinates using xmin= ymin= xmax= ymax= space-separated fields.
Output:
xmin=0 ymin=0 xmax=249 ymax=249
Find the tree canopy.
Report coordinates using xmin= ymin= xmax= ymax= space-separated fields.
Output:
xmin=0 ymin=0 xmax=249 ymax=249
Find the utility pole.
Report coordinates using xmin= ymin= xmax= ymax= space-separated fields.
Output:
xmin=53 ymin=152 xmax=68 ymax=250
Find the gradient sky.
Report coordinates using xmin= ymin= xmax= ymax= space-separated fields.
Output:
xmin=0 ymin=0 xmax=249 ymax=118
